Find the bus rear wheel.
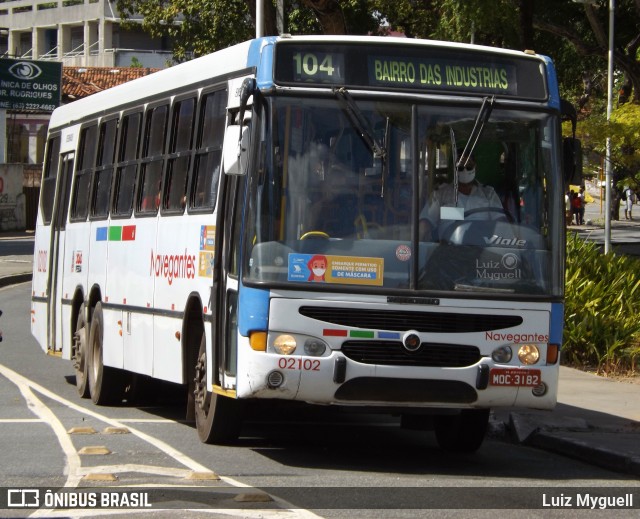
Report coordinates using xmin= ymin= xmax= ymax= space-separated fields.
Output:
xmin=72 ymin=303 xmax=90 ymax=398
xmin=434 ymin=409 xmax=490 ymax=453
xmin=194 ymin=334 xmax=243 ymax=444
xmin=88 ymin=303 xmax=124 ymax=405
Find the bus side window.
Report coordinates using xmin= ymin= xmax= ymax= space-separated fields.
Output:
xmin=113 ymin=111 xmax=141 ymax=216
xmin=190 ymin=89 xmax=226 ymax=210
xmin=71 ymin=124 xmax=97 ymax=221
xmin=137 ymin=105 xmax=168 ymax=214
xmin=91 ymin=118 xmax=117 ymax=219
xmin=41 ymin=135 xmax=61 ymax=225
xmin=165 ymin=97 xmax=195 ymax=212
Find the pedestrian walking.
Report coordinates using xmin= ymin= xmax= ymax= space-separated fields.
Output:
xmin=623 ymin=186 xmax=635 ymax=220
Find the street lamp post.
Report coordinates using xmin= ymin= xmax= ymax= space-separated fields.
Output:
xmin=574 ymin=0 xmax=615 ymax=253
xmin=604 ymin=0 xmax=615 ymax=254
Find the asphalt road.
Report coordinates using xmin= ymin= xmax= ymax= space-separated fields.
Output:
xmin=1 ymin=282 xmax=638 ymax=517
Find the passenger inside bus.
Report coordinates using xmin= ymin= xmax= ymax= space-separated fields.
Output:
xmin=295 ymin=125 xmax=362 ymax=239
xmin=141 ymin=180 xmax=161 ymax=211
xmin=419 ymin=151 xmax=506 ymax=241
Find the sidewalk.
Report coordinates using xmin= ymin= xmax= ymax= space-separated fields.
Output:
xmin=492 ymin=367 xmax=640 ymax=477
xmin=569 ymin=186 xmax=640 ymax=256
xmin=0 ymin=231 xmax=34 ymax=288
xmin=1 ymin=230 xmax=639 ymax=477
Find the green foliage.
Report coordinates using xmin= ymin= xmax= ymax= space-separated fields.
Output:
xmin=563 ymin=233 xmax=640 ymax=374
xmin=576 ymin=103 xmax=640 ymax=189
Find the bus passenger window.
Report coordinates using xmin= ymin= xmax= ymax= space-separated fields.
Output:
xmin=41 ymin=136 xmax=61 ymax=224
xmin=191 ymin=89 xmax=226 ymax=210
xmin=91 ymin=118 xmax=117 ymax=218
xmin=71 ymin=124 xmax=97 ymax=221
xmin=165 ymin=98 xmax=195 ymax=211
xmin=113 ymin=112 xmax=141 ymax=215
xmin=137 ymin=105 xmax=168 ymax=214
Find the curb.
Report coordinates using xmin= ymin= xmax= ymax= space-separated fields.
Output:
xmin=0 ymin=273 xmax=32 ymax=288
xmin=528 ymin=431 xmax=640 ymax=478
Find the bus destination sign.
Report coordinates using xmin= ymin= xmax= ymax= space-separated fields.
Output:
xmin=368 ymin=56 xmax=515 ymax=95
xmin=275 ymin=42 xmax=547 ymax=100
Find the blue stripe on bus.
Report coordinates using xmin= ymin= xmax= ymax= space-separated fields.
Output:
xmin=251 ymin=37 xmax=277 ymax=90
xmin=542 ymin=55 xmax=560 ymax=110
xmin=96 ymin=227 xmax=108 ymax=241
xmin=378 ymin=331 xmax=401 ymax=339
xmin=238 ymin=284 xmax=270 ymax=336
xmin=549 ymin=302 xmax=564 ymax=345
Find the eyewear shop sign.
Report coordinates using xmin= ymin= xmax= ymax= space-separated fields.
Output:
xmin=0 ymin=59 xmax=62 ymax=112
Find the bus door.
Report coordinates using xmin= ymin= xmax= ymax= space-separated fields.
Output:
xmin=46 ymin=151 xmax=75 ymax=353
xmin=212 ymin=174 xmax=243 ymax=392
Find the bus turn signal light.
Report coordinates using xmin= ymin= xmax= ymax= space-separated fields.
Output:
xmin=546 ymin=344 xmax=559 ymax=365
xmin=250 ymin=331 xmax=267 ymax=351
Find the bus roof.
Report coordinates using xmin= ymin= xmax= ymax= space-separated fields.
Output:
xmin=49 ymin=35 xmax=553 ymax=129
xmin=48 ymin=38 xmax=274 ymax=129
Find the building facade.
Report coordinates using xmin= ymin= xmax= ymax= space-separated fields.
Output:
xmin=0 ymin=0 xmax=172 ymax=68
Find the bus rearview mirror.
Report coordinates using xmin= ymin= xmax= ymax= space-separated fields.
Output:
xmin=223 ymin=124 xmax=249 ymax=175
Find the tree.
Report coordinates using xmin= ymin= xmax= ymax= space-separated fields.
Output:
xmin=115 ymin=1 xmax=377 ymax=59
xmin=115 ymin=0 xmax=639 ymax=185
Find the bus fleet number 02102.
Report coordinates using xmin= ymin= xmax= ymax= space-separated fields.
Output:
xmin=278 ymin=357 xmax=321 ymax=371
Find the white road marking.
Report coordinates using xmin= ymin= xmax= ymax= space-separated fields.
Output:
xmin=0 ymin=418 xmax=45 ymax=423
xmin=0 ymin=363 xmax=324 ymax=519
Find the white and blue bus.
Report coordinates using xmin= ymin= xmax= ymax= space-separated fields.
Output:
xmin=31 ymin=35 xmax=576 ymax=452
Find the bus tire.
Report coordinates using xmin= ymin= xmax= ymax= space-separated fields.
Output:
xmin=88 ymin=303 xmax=124 ymax=406
xmin=72 ymin=303 xmax=90 ymax=398
xmin=434 ymin=409 xmax=489 ymax=453
xmin=194 ymin=333 xmax=243 ymax=444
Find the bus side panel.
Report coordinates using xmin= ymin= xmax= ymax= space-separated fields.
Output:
xmin=88 ymin=221 xmax=108 ymax=305
xmin=60 ymin=221 xmax=92 ymax=360
xmin=153 ymin=217 xmax=209 ymax=383
xmin=121 ymin=217 xmax=156 ymax=376
xmin=88 ymin=221 xmax=119 ymax=367
xmin=31 ymin=216 xmax=51 ymax=352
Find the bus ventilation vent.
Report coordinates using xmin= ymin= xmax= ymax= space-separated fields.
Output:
xmin=341 ymin=341 xmax=481 ymax=368
xmin=299 ymin=306 xmax=522 ymax=333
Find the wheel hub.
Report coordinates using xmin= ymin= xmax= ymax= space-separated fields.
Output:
xmin=194 ymin=352 xmax=207 ymax=410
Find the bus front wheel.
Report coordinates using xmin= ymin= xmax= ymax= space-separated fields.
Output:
xmin=194 ymin=334 xmax=243 ymax=444
xmin=72 ymin=303 xmax=90 ymax=398
xmin=434 ymin=409 xmax=489 ymax=453
xmin=88 ymin=303 xmax=124 ymax=405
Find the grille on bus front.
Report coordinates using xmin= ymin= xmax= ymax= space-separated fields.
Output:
xmin=299 ymin=306 xmax=522 ymax=333
xmin=341 ymin=340 xmax=481 ymax=368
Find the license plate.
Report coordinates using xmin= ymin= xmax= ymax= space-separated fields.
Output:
xmin=490 ymin=368 xmax=541 ymax=387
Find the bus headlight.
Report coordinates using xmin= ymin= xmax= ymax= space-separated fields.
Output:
xmin=518 ymin=344 xmax=540 ymax=365
xmin=273 ymin=334 xmax=297 ymax=355
xmin=304 ymin=338 xmax=327 ymax=356
xmin=491 ymin=345 xmax=512 ymax=363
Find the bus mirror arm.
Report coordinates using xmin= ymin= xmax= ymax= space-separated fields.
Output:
xmin=223 ymin=78 xmax=255 ymax=176
xmin=238 ymin=78 xmax=256 ymax=125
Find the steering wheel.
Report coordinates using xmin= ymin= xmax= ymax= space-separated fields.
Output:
xmin=464 ymin=206 xmax=513 ymax=223
xmin=300 ymin=230 xmax=330 ymax=240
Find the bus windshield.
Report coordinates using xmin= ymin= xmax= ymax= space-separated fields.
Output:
xmin=244 ymin=95 xmax=563 ymax=298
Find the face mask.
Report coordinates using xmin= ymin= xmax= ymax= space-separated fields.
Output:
xmin=458 ymin=168 xmax=476 ymax=184
xmin=313 ymin=268 xmax=325 ymax=277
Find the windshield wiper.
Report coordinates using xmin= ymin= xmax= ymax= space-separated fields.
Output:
xmin=457 ymin=95 xmax=495 ymax=163
xmin=333 ymin=87 xmax=386 ymax=160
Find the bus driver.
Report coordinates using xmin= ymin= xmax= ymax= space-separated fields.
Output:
xmin=419 ymin=152 xmax=504 ymax=241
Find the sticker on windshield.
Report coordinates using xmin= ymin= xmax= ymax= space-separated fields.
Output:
xmin=288 ymin=253 xmax=384 ymax=286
